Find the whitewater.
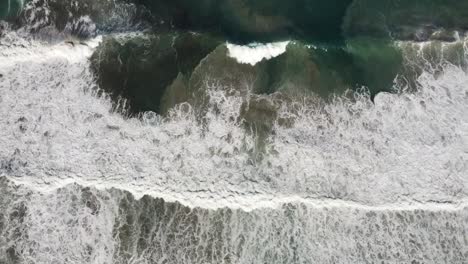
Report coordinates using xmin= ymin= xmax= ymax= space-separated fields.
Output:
xmin=0 ymin=24 xmax=468 ymax=264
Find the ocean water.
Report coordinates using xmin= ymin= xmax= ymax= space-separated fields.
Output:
xmin=1 ymin=0 xmax=468 ymax=263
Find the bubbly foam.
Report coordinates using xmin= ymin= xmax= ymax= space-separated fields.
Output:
xmin=1 ymin=34 xmax=467 ymax=212
xmin=226 ymin=41 xmax=289 ymax=65
xmin=1 ymin=32 xmax=468 ymax=264
xmin=1 ymin=177 xmax=467 ymax=264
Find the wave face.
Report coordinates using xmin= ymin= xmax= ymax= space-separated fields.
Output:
xmin=1 ymin=0 xmax=468 ymax=263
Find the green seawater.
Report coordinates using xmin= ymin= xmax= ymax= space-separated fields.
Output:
xmin=3 ymin=0 xmax=467 ymax=116
xmin=91 ymin=34 xmax=404 ymax=115
xmin=0 ymin=0 xmax=23 ymax=20
xmin=137 ymin=0 xmax=468 ymax=43
xmin=135 ymin=0 xmax=353 ymax=43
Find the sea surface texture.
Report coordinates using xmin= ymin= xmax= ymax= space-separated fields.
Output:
xmin=1 ymin=0 xmax=468 ymax=263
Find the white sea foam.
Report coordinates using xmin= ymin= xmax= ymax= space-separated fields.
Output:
xmin=0 ymin=35 xmax=467 ymax=211
xmin=1 ymin=177 xmax=467 ymax=264
xmin=1 ymin=33 xmax=468 ymax=264
xmin=226 ymin=41 xmax=289 ymax=65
